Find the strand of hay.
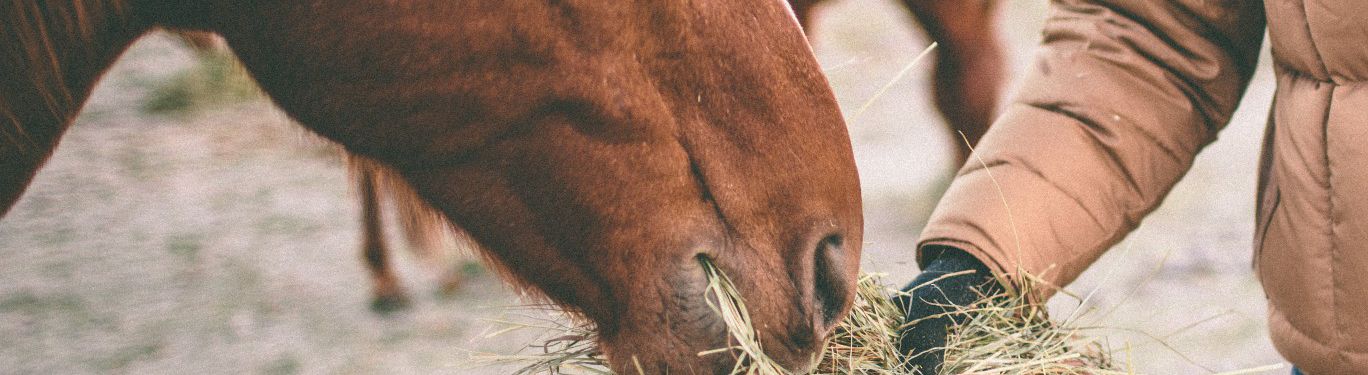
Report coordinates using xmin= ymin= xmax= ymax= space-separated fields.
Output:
xmin=475 ymin=262 xmax=1126 ymax=375
xmin=930 ymin=280 xmax=1121 ymax=375
xmin=467 ymin=311 xmax=610 ymax=374
xmin=697 ymin=257 xmax=790 ymax=375
xmin=812 ymin=273 xmax=907 ymax=374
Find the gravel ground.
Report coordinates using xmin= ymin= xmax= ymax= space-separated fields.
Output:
xmin=0 ymin=1 xmax=1285 ymax=374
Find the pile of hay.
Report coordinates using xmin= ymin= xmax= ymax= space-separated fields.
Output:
xmin=932 ymin=283 xmax=1118 ymax=375
xmin=475 ymin=258 xmax=1120 ymax=375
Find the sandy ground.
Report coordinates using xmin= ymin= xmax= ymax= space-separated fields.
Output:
xmin=1 ymin=1 xmax=1286 ymax=374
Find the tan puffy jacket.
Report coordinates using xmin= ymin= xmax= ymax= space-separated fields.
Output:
xmin=917 ymin=1 xmax=1368 ymax=373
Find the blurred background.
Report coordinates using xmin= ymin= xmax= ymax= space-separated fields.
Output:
xmin=0 ymin=1 xmax=1284 ymax=373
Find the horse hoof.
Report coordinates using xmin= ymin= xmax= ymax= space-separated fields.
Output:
xmin=369 ymin=294 xmax=411 ymax=314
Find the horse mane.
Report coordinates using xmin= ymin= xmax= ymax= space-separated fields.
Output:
xmin=7 ymin=3 xmax=519 ymax=303
xmin=348 ymin=155 xmax=562 ymax=304
xmin=169 ymin=30 xmax=504 ymax=296
xmin=2 ymin=0 xmax=132 ymax=153
xmin=166 ymin=32 xmax=470 ymax=263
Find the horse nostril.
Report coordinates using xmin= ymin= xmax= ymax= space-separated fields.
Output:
xmin=812 ymin=234 xmax=851 ymax=329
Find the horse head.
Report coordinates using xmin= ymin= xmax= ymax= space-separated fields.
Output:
xmin=152 ymin=1 xmax=863 ymax=372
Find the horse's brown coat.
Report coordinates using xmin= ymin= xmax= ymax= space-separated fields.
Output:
xmin=167 ymin=0 xmax=1006 ymax=317
xmin=186 ymin=0 xmax=1006 ymax=319
xmin=3 ymin=1 xmax=862 ymax=372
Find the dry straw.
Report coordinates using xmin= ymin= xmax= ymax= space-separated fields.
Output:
xmin=473 ymin=257 xmax=1154 ymax=375
xmin=473 ymin=47 xmax=1285 ymax=372
xmin=927 ymin=276 xmax=1119 ymax=375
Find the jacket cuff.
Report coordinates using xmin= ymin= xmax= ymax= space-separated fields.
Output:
xmin=918 ymin=239 xmax=1014 ymax=293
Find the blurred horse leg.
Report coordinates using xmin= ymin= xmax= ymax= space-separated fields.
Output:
xmin=901 ymin=0 xmax=1004 ymax=164
xmin=169 ymin=30 xmax=227 ymax=52
xmin=357 ymin=166 xmax=410 ymax=313
xmin=384 ymin=162 xmax=468 ymax=297
xmin=394 ymin=188 xmax=466 ymax=297
xmin=166 ymin=32 xmax=421 ymax=313
xmin=787 ymin=0 xmax=1003 ymax=165
xmin=354 ymin=156 xmax=470 ymax=301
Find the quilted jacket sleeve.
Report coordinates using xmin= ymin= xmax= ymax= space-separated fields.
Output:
xmin=917 ymin=0 xmax=1267 ymax=294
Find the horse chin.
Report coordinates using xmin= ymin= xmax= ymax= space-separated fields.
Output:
xmin=597 ymin=331 xmax=744 ymax=375
xmin=598 ymin=338 xmax=821 ymax=375
xmin=594 ymin=282 xmax=828 ymax=374
xmin=593 ymin=276 xmax=731 ymax=373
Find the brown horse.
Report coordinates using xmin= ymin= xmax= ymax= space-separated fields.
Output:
xmin=3 ymin=1 xmax=863 ymax=373
xmin=179 ymin=0 xmax=1004 ymax=316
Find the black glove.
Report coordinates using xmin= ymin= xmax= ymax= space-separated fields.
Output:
xmin=894 ymin=246 xmax=1002 ymax=375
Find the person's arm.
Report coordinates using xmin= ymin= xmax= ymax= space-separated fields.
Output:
xmin=920 ymin=0 xmax=1267 ymax=296
xmin=899 ymin=1 xmax=1267 ymax=373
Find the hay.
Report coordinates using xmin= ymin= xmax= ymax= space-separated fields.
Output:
xmin=812 ymin=273 xmax=908 ymax=374
xmin=697 ymin=256 xmax=790 ymax=375
xmin=476 ymin=260 xmax=1124 ymax=375
xmin=467 ymin=311 xmax=610 ymax=374
xmin=931 ymin=279 xmax=1120 ymax=375
xmin=814 ymin=273 xmax=1124 ymax=375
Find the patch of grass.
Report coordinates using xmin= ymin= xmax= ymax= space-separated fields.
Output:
xmin=142 ymin=51 xmax=261 ymax=115
xmin=0 ymin=291 xmax=112 ymax=329
xmin=260 ymin=355 xmax=302 ymax=375
xmin=117 ymin=147 xmax=158 ymax=180
xmin=91 ymin=341 xmax=164 ymax=371
xmin=165 ymin=233 xmax=203 ymax=259
xmin=459 ymin=260 xmax=486 ymax=276
xmin=254 ymin=215 xmax=318 ymax=235
xmin=33 ymin=227 xmax=77 ymax=246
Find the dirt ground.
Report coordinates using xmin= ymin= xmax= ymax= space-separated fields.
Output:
xmin=1 ymin=1 xmax=1286 ymax=374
